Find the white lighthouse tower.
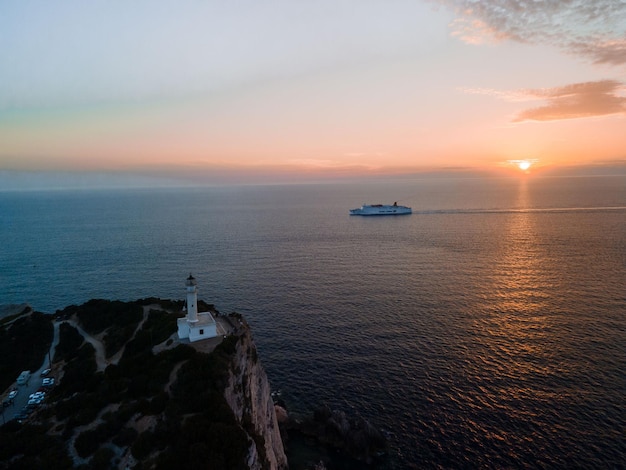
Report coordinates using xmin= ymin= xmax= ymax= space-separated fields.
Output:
xmin=177 ymin=274 xmax=218 ymax=342
xmin=185 ymin=273 xmax=199 ymax=323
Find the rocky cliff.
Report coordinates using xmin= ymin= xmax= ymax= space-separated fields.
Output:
xmin=224 ymin=318 xmax=288 ymax=470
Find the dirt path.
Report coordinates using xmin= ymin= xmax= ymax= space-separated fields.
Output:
xmin=108 ymin=304 xmax=156 ymax=365
xmin=61 ymin=305 xmax=160 ymax=467
xmin=65 ymin=320 xmax=108 ymax=372
xmin=65 ymin=304 xmax=158 ymax=371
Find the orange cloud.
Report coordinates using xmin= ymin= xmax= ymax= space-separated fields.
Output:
xmin=461 ymin=80 xmax=626 ymax=122
xmin=513 ymin=80 xmax=626 ymax=122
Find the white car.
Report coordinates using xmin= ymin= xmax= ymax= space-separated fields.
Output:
xmin=40 ymin=368 xmax=51 ymax=377
xmin=42 ymin=378 xmax=55 ymax=386
xmin=8 ymin=389 xmax=18 ymax=400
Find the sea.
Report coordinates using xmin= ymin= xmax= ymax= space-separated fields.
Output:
xmin=1 ymin=175 xmax=625 ymax=469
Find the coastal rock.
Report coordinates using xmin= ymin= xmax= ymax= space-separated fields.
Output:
xmin=295 ymin=404 xmax=387 ymax=464
xmin=275 ymin=405 xmax=289 ymax=425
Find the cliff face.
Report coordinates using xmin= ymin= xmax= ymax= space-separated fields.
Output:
xmin=224 ymin=321 xmax=288 ymax=470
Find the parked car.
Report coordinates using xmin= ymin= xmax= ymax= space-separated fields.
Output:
xmin=42 ymin=378 xmax=55 ymax=387
xmin=40 ymin=368 xmax=51 ymax=377
xmin=16 ymin=370 xmax=31 ymax=385
xmin=29 ymin=392 xmax=45 ymax=403
xmin=8 ymin=389 xmax=18 ymax=399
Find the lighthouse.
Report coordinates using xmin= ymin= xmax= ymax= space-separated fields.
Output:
xmin=185 ymin=273 xmax=199 ymax=322
xmin=177 ymin=274 xmax=218 ymax=342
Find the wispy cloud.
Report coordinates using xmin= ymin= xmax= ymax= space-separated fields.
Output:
xmin=459 ymin=87 xmax=537 ymax=102
xmin=436 ymin=0 xmax=626 ymax=65
xmin=286 ymin=158 xmax=381 ymax=171
xmin=461 ymin=80 xmax=626 ymax=121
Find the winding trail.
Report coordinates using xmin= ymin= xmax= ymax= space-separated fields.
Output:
xmin=62 ymin=304 xmax=158 ymax=467
xmin=65 ymin=304 xmax=157 ymax=372
xmin=65 ymin=320 xmax=108 ymax=372
xmin=108 ymin=304 xmax=155 ymax=365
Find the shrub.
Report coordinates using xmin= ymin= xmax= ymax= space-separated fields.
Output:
xmin=91 ymin=447 xmax=115 ymax=470
xmin=53 ymin=323 xmax=85 ymax=363
xmin=147 ymin=392 xmax=169 ymax=415
xmin=76 ymin=299 xmax=143 ymax=335
xmin=0 ymin=423 xmax=72 ymax=469
xmin=112 ymin=427 xmax=138 ymax=447
xmin=75 ymin=429 xmax=101 ymax=458
xmin=55 ymin=343 xmax=99 ymax=395
xmin=143 ymin=309 xmax=178 ymax=345
xmin=73 ymin=300 xmax=143 ymax=358
xmin=131 ymin=430 xmax=156 ymax=460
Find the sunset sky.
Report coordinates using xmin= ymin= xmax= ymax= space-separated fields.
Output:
xmin=1 ymin=0 xmax=625 ymax=187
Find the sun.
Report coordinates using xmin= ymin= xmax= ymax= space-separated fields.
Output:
xmin=506 ymin=159 xmax=537 ymax=172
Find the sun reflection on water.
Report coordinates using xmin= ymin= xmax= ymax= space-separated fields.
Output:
xmin=468 ymin=178 xmax=558 ymax=390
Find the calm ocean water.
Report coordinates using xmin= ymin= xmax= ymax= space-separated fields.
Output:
xmin=1 ymin=176 xmax=625 ymax=468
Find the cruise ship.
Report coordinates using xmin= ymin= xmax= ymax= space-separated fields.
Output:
xmin=349 ymin=202 xmax=412 ymax=216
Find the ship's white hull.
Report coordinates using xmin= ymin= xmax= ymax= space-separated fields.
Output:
xmin=349 ymin=204 xmax=412 ymax=216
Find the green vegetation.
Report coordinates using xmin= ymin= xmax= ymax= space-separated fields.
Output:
xmin=90 ymin=447 xmax=115 ymax=470
xmin=58 ymin=299 xmax=144 ymax=358
xmin=54 ymin=322 xmax=86 ymax=362
xmin=74 ymin=300 xmax=143 ymax=336
xmin=143 ymin=308 xmax=178 ymax=345
xmin=1 ymin=300 xmax=260 ymax=469
xmin=138 ymin=298 xmax=184 ymax=312
xmin=198 ymin=299 xmax=217 ymax=314
xmin=0 ymin=423 xmax=72 ymax=470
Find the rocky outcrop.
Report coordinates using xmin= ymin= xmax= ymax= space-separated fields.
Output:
xmin=291 ymin=404 xmax=387 ymax=465
xmin=224 ymin=318 xmax=288 ymax=470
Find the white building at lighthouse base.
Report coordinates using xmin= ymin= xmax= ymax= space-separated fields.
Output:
xmin=177 ymin=312 xmax=217 ymax=342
